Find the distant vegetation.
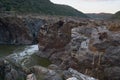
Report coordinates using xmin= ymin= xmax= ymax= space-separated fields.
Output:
xmin=0 ymin=0 xmax=88 ymax=18
xmin=111 ymin=11 xmax=120 ymax=19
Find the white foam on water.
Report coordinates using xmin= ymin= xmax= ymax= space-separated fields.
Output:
xmin=6 ymin=45 xmax=38 ymax=65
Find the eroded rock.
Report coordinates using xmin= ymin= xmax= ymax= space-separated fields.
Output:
xmin=37 ymin=20 xmax=120 ymax=80
xmin=0 ymin=17 xmax=33 ymax=44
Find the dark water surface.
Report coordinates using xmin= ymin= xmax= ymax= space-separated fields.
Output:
xmin=0 ymin=45 xmax=51 ymax=67
xmin=0 ymin=45 xmax=25 ymax=58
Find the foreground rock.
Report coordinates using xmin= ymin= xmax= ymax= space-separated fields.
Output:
xmin=64 ymin=68 xmax=97 ymax=80
xmin=30 ymin=65 xmax=63 ymax=80
xmin=30 ymin=65 xmax=97 ymax=80
xmin=0 ymin=58 xmax=26 ymax=80
xmin=38 ymin=20 xmax=120 ymax=80
xmin=38 ymin=20 xmax=78 ymax=58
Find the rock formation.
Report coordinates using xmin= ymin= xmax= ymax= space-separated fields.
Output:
xmin=0 ymin=17 xmax=32 ymax=44
xmin=38 ymin=20 xmax=120 ymax=80
xmin=0 ymin=16 xmax=46 ymax=44
xmin=29 ymin=65 xmax=97 ymax=80
xmin=38 ymin=20 xmax=78 ymax=58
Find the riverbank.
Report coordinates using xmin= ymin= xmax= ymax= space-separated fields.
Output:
xmin=0 ymin=15 xmax=120 ymax=80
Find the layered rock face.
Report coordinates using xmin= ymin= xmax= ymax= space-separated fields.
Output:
xmin=0 ymin=17 xmax=33 ymax=44
xmin=0 ymin=16 xmax=46 ymax=44
xmin=24 ymin=17 xmax=46 ymax=43
xmin=38 ymin=20 xmax=120 ymax=80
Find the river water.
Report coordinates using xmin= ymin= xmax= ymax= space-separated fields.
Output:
xmin=0 ymin=45 xmax=51 ymax=68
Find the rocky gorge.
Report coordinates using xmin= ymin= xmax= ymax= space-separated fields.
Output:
xmin=0 ymin=15 xmax=120 ymax=80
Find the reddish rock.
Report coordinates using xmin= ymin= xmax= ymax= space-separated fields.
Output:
xmin=38 ymin=21 xmax=78 ymax=50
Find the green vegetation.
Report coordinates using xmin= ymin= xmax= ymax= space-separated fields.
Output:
xmin=111 ymin=11 xmax=120 ymax=19
xmin=0 ymin=0 xmax=88 ymax=17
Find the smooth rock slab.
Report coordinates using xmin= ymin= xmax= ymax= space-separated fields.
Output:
xmin=63 ymin=68 xmax=97 ymax=80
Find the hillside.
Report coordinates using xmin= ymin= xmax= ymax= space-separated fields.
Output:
xmin=87 ymin=13 xmax=112 ymax=20
xmin=0 ymin=0 xmax=88 ymax=18
xmin=111 ymin=11 xmax=120 ymax=19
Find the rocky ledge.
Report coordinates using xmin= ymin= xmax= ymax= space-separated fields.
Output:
xmin=38 ymin=20 xmax=120 ymax=80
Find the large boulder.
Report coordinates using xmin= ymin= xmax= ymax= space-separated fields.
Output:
xmin=38 ymin=21 xmax=78 ymax=58
xmin=38 ymin=21 xmax=75 ymax=49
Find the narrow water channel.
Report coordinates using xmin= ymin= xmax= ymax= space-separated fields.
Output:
xmin=0 ymin=45 xmax=51 ymax=68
